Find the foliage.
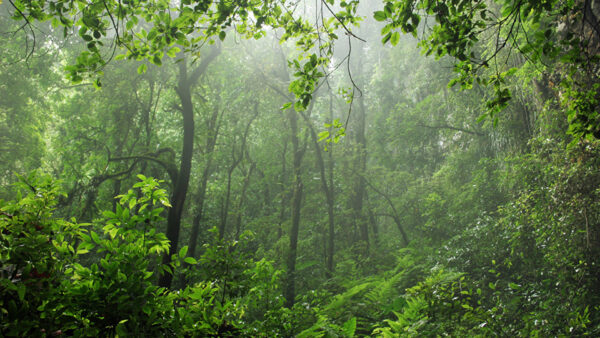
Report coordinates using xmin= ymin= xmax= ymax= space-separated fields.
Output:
xmin=0 ymin=173 xmax=248 ymax=335
xmin=375 ymin=0 xmax=600 ymax=138
xmin=0 ymin=171 xmax=77 ymax=335
xmin=3 ymin=0 xmax=600 ymax=335
xmin=373 ymin=268 xmax=491 ymax=336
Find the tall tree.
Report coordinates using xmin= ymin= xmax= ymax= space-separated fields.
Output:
xmin=158 ymin=46 xmax=220 ymax=288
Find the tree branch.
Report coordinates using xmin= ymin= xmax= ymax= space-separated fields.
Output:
xmin=109 ymin=151 xmax=178 ymax=184
xmin=417 ymin=122 xmax=485 ymax=136
xmin=187 ymin=44 xmax=222 ymax=87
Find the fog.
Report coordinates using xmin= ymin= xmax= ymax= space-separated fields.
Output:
xmin=1 ymin=0 xmax=599 ymax=335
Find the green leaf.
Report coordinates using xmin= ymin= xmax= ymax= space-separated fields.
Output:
xmin=17 ymin=284 xmax=26 ymax=301
xmin=160 ymin=197 xmax=172 ymax=207
xmin=342 ymin=317 xmax=356 ymax=337
xmin=90 ymin=231 xmax=101 ymax=244
xmin=184 ymin=257 xmax=197 ymax=265
xmin=129 ymin=197 xmax=136 ymax=210
xmin=116 ymin=319 xmax=128 ymax=337
xmin=179 ymin=245 xmax=188 ymax=258
xmin=147 ymin=29 xmax=157 ymax=41
xmin=219 ymin=30 xmax=226 ymax=41
xmin=390 ymin=32 xmax=400 ymax=46
xmin=476 ymin=113 xmax=487 ymax=123
xmin=382 ymin=32 xmax=392 ymax=44
xmin=137 ymin=63 xmax=147 ymax=74
xmin=296 ymin=260 xmax=319 ymax=271
xmin=373 ymin=11 xmax=387 ymax=21
xmin=167 ymin=46 xmax=181 ymax=58
xmin=318 ymin=130 xmax=330 ymax=142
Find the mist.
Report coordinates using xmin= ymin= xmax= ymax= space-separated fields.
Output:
xmin=1 ymin=0 xmax=599 ymax=335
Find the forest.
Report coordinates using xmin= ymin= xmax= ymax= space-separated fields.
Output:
xmin=1 ymin=0 xmax=600 ymax=336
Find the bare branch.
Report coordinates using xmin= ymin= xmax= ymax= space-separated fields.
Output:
xmin=417 ymin=122 xmax=485 ymax=136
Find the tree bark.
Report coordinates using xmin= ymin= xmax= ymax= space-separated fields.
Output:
xmin=351 ymin=82 xmax=369 ymax=251
xmin=158 ymin=46 xmax=220 ymax=289
xmin=298 ymin=109 xmax=336 ymax=277
xmin=218 ymin=103 xmax=257 ymax=239
xmin=234 ymin=161 xmax=255 ymax=239
xmin=284 ymin=104 xmax=304 ymax=308
xmin=278 ymin=141 xmax=288 ymax=240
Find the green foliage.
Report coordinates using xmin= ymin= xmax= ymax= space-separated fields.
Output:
xmin=565 ymin=83 xmax=600 ymax=141
xmin=313 ymin=248 xmax=426 ymax=335
xmin=53 ymin=175 xmax=174 ymax=335
xmin=0 ymin=173 xmax=251 ymax=335
xmin=319 ymin=118 xmax=346 ymax=151
xmin=374 ymin=269 xmax=489 ymax=336
xmin=375 ymin=0 xmax=600 ymax=139
xmin=4 ymin=0 xmax=600 ymax=335
xmin=0 ymin=171 xmax=78 ymax=335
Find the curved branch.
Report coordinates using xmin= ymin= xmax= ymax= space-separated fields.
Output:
xmin=7 ymin=0 xmax=35 ymax=62
xmin=358 ymin=171 xmax=409 ymax=245
xmin=320 ymin=0 xmax=365 ymax=42
xmin=416 ymin=122 xmax=485 ymax=136
xmin=109 ymin=154 xmax=177 ymax=184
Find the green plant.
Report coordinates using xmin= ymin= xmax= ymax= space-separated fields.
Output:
xmin=0 ymin=171 xmax=81 ymax=335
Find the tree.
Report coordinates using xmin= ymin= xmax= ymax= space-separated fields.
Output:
xmin=158 ymin=46 xmax=220 ymax=288
xmin=0 ymin=17 xmax=58 ymax=193
xmin=374 ymin=0 xmax=600 ymax=138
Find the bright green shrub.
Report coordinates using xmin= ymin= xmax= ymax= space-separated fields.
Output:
xmin=0 ymin=171 xmax=82 ymax=335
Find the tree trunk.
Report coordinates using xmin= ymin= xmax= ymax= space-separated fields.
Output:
xmin=234 ymin=162 xmax=255 ymax=239
xmin=327 ymin=97 xmax=335 ymax=275
xmin=158 ymin=60 xmax=195 ymax=289
xmin=298 ymin=109 xmax=336 ymax=277
xmin=187 ymin=163 xmax=212 ymax=259
xmin=158 ymin=46 xmax=220 ymax=289
xmin=278 ymin=141 xmax=288 ymax=240
xmin=218 ymin=104 xmax=257 ymax=239
xmin=284 ymin=105 xmax=305 ymax=308
xmin=219 ymin=162 xmax=235 ymax=238
xmin=351 ymin=81 xmax=369 ymax=251
xmin=188 ymin=103 xmax=223 ymax=258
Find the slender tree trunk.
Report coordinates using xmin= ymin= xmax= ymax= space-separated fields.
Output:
xmin=366 ymin=192 xmax=379 ymax=245
xmin=363 ymin=175 xmax=410 ymax=246
xmin=298 ymin=109 xmax=335 ymax=277
xmin=218 ymin=104 xmax=257 ymax=239
xmin=158 ymin=46 xmax=220 ymax=289
xmin=284 ymin=105 xmax=305 ymax=308
xmin=158 ymin=61 xmax=195 ymax=288
xmin=351 ymin=82 xmax=369 ymax=251
xmin=235 ymin=162 xmax=255 ymax=239
xmin=327 ymin=97 xmax=335 ymax=275
xmin=219 ymin=163 xmax=235 ymax=238
xmin=187 ymin=164 xmax=211 ymax=258
xmin=278 ymin=141 xmax=288 ymax=240
xmin=188 ymin=104 xmax=222 ymax=258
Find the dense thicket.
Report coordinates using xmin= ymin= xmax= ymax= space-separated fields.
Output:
xmin=1 ymin=0 xmax=600 ymax=336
